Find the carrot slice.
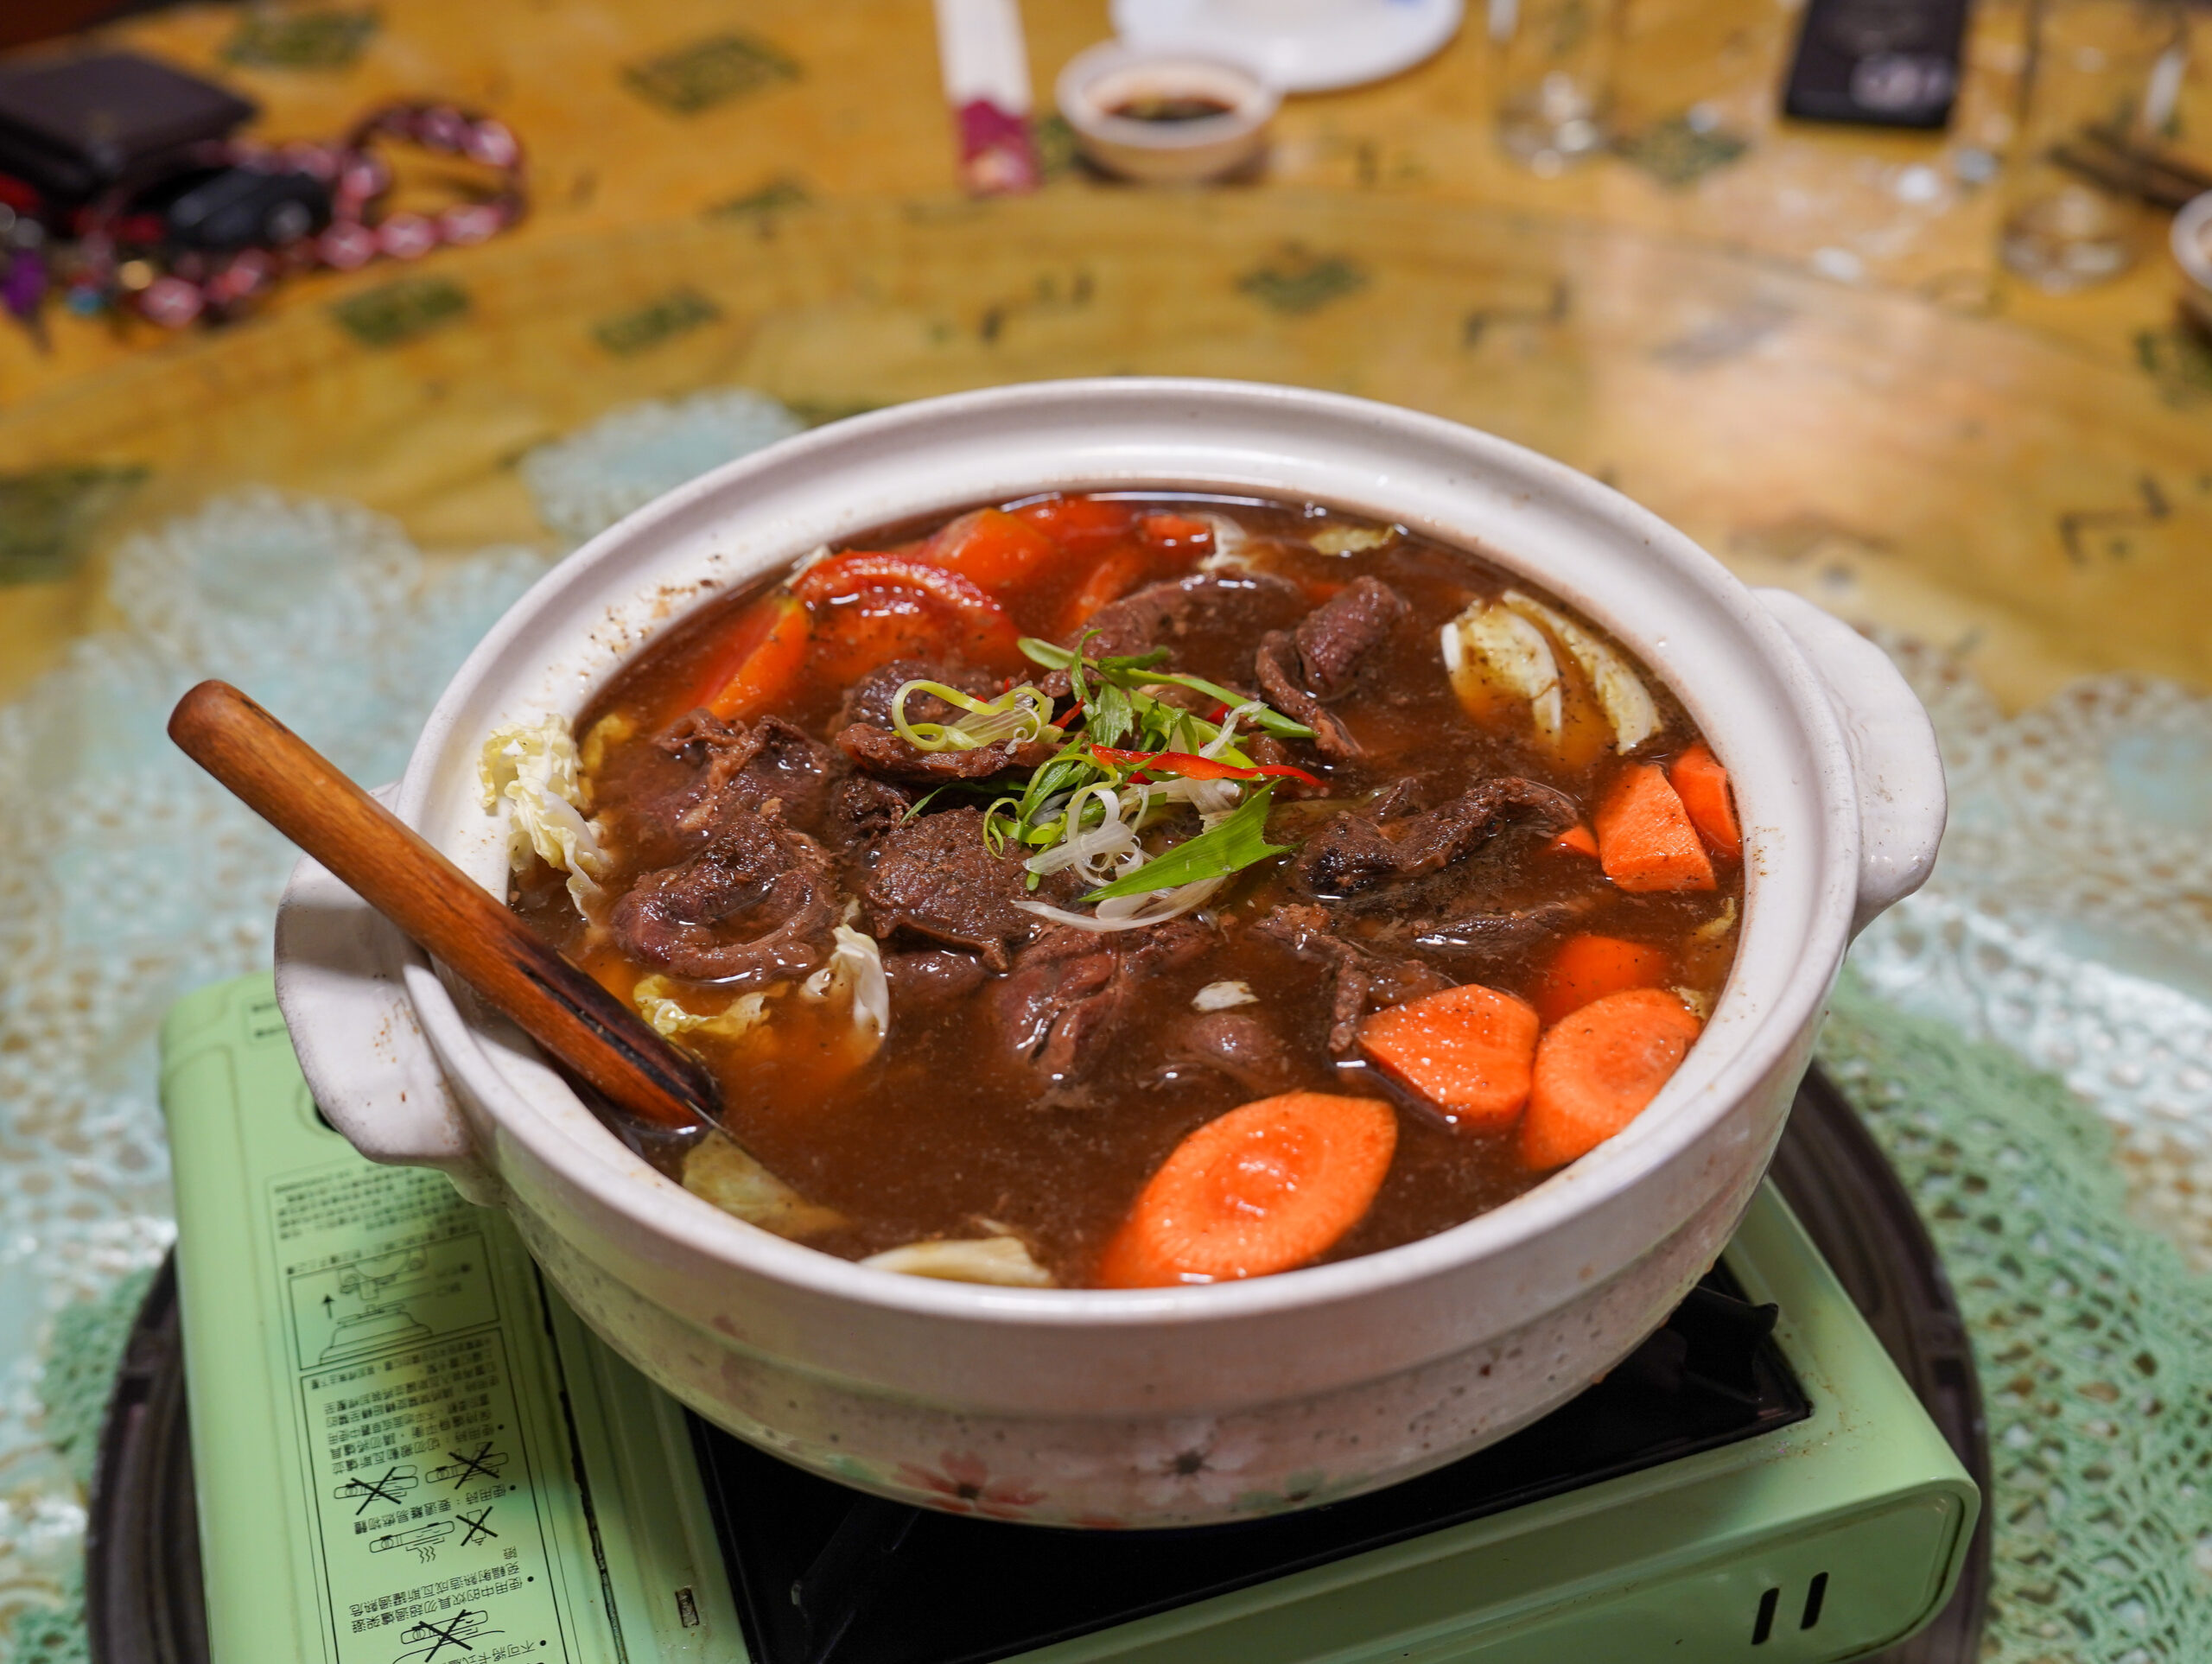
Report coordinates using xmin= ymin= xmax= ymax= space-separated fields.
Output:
xmin=1549 ymin=822 xmax=1599 ymax=859
xmin=1668 ymin=743 xmax=1741 ymax=861
xmin=1358 ymin=985 xmax=1539 ymax=1134
xmin=1014 ymin=494 xmax=1136 ymax=556
xmin=683 ymin=594 xmax=811 ymax=721
xmin=918 ymin=507 xmax=1060 ymax=594
xmin=1520 ymin=989 xmax=1702 ymax=1170
xmin=1531 ymin=934 xmax=1672 ymax=1026
xmin=1594 ymin=764 xmax=1716 ymax=892
xmin=1096 ymin=1093 xmax=1398 ymax=1287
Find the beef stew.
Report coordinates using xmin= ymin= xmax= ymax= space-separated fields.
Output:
xmin=492 ymin=494 xmax=1744 ymax=1289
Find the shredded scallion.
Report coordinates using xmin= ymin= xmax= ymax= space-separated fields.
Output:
xmin=890 ymin=680 xmax=1052 ymax=753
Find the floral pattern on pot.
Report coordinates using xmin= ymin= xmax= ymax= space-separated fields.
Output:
xmin=894 ymin=1452 xmax=1046 ymax=1520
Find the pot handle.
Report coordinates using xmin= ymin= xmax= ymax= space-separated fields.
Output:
xmin=272 ymin=784 xmax=501 ymax=1204
xmin=1755 ymin=588 xmax=1948 ymax=935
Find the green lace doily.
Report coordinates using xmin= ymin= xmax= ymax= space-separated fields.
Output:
xmin=4 ymin=1267 xmax=151 ymax=1664
xmin=1818 ymin=975 xmax=2212 ymax=1662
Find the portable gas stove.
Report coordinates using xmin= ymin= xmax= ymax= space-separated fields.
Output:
xmin=89 ymin=975 xmax=1988 ymax=1664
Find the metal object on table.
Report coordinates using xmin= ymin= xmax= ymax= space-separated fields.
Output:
xmin=87 ymin=973 xmax=1987 ymax=1663
xmin=2050 ymin=120 xmax=2212 ymax=213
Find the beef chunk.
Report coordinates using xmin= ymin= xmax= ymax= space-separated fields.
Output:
xmin=1253 ymin=904 xmax=1453 ymax=1055
xmin=825 ymin=773 xmax=919 ymax=860
xmin=1075 ymin=571 xmax=1306 ymax=660
xmin=1295 ymin=575 xmax=1409 ymax=698
xmin=1410 ymin=900 xmax=1588 ymax=962
xmin=1254 ymin=639 xmax=1353 ymax=760
xmin=611 ymin=807 xmax=838 ymax=985
xmin=837 ymin=659 xmax=997 ymax=734
xmin=1290 ymin=778 xmax=1579 ymax=898
xmin=995 ymin=930 xmax=1117 ymax=1070
xmin=883 ymin=948 xmax=990 ymax=1010
xmin=1161 ymin=1010 xmax=1300 ymax=1095
xmin=996 ymin=918 xmax=1216 ymax=1080
xmin=1251 ymin=577 xmax=1408 ymax=763
xmin=650 ymin=710 xmax=834 ymax=837
xmin=836 ymin=722 xmax=1055 ymax=784
xmin=861 ymin=807 xmax=1041 ymax=969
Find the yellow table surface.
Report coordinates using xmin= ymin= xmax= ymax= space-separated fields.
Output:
xmin=0 ymin=0 xmax=2207 ymax=708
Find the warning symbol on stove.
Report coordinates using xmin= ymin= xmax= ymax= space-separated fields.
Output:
xmin=428 ymin=1444 xmax=507 ymax=1489
xmin=370 ymin=1521 xmax=453 ymax=1562
xmin=393 ymin=1608 xmax=503 ymax=1662
xmin=334 ymin=1465 xmax=420 ymax=1514
xmin=454 ymin=1506 xmax=498 ymax=1547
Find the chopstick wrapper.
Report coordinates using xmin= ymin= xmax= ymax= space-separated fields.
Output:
xmin=935 ymin=0 xmax=1041 ymax=194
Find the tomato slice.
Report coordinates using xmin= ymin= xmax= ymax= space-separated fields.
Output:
xmin=1138 ymin=511 xmax=1212 ymax=550
xmin=1014 ymin=494 xmax=1137 ymax=556
xmin=1052 ymin=543 xmax=1157 ymax=639
xmin=918 ymin=508 xmax=1059 ymax=594
xmin=793 ymin=553 xmax=1025 ymax=680
xmin=682 ymin=594 xmax=811 ymax=721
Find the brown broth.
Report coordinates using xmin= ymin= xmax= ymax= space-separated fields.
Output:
xmin=517 ymin=495 xmax=1743 ymax=1286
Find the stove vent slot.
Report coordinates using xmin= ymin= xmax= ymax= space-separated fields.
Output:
xmin=1751 ymin=1585 xmax=1779 ymax=1645
xmin=1801 ymin=1570 xmax=1829 ymax=1629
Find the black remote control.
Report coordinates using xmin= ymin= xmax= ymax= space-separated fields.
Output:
xmin=1780 ymin=0 xmax=1972 ymax=130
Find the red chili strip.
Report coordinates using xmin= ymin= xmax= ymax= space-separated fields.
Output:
xmin=1090 ymin=746 xmax=1322 ymax=788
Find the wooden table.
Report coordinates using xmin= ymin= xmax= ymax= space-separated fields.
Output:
xmin=0 ymin=0 xmax=2205 ymax=705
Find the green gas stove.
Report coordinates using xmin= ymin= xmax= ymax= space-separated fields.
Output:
xmin=103 ymin=975 xmax=1984 ymax=1664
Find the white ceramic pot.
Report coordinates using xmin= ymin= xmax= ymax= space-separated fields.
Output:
xmin=273 ymin=379 xmax=1943 ymax=1528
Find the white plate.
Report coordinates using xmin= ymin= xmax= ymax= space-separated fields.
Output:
xmin=1111 ymin=0 xmax=1465 ymax=93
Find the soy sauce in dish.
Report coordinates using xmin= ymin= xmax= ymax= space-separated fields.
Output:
xmin=1110 ymin=95 xmax=1236 ymax=122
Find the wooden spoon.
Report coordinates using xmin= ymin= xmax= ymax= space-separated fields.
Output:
xmin=168 ymin=679 xmax=721 ymax=1135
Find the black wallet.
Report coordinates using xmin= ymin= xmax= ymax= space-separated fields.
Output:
xmin=0 ymin=50 xmax=256 ymax=206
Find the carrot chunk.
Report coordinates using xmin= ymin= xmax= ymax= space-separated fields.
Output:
xmin=918 ymin=507 xmax=1059 ymax=594
xmin=1358 ymin=984 xmax=1539 ymax=1134
xmin=1594 ymin=764 xmax=1717 ymax=892
xmin=1520 ymin=989 xmax=1702 ymax=1170
xmin=683 ymin=594 xmax=811 ymax=722
xmin=1549 ymin=822 xmax=1599 ymax=859
xmin=1096 ymin=1093 xmax=1398 ymax=1286
xmin=1531 ymin=934 xmax=1673 ymax=1026
xmin=1667 ymin=742 xmax=1741 ymax=861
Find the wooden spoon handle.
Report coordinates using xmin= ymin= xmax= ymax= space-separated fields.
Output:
xmin=168 ymin=679 xmax=719 ymax=1134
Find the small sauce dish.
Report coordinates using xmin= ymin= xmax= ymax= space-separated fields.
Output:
xmin=1055 ymin=41 xmax=1277 ymax=184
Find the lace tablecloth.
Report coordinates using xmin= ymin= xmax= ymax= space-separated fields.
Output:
xmin=0 ymin=391 xmax=2205 ymax=1662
